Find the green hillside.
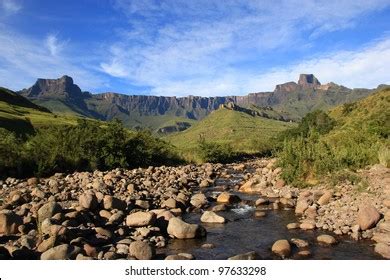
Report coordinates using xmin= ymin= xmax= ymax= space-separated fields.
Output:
xmin=273 ymin=86 xmax=373 ymax=120
xmin=0 ymin=87 xmax=94 ymax=135
xmin=278 ymin=87 xmax=390 ymax=186
xmin=165 ymin=106 xmax=295 ymax=159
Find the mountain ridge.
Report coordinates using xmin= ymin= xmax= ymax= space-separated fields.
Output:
xmin=17 ymin=74 xmax=379 ymax=131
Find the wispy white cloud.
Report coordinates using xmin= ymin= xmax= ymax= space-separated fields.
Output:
xmin=0 ymin=0 xmax=21 ymax=14
xmin=97 ymin=36 xmax=390 ymax=97
xmin=99 ymin=0 xmax=390 ymax=96
xmin=242 ymin=37 xmax=390 ymax=91
xmin=0 ymin=28 xmax=106 ymax=91
xmin=45 ymin=34 xmax=66 ymax=56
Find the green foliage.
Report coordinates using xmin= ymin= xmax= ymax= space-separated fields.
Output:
xmin=125 ymin=130 xmax=184 ymax=167
xmin=197 ymin=136 xmax=236 ymax=163
xmin=378 ymin=145 xmax=390 ymax=168
xmin=0 ymin=128 xmax=23 ymax=176
xmin=278 ymin=110 xmax=335 ymax=141
xmin=277 ymin=88 xmax=389 ymax=187
xmin=342 ymin=102 xmax=357 ymax=115
xmin=0 ymin=120 xmax=182 ymax=178
xmin=278 ymin=131 xmax=335 ymax=186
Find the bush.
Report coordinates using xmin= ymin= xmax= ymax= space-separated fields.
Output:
xmin=278 ymin=131 xmax=335 ymax=186
xmin=125 ymin=130 xmax=183 ymax=167
xmin=197 ymin=137 xmax=236 ymax=163
xmin=0 ymin=120 xmax=183 ymax=178
xmin=378 ymin=145 xmax=390 ymax=167
xmin=250 ymin=138 xmax=274 ymax=156
xmin=277 ymin=110 xmax=384 ymax=187
xmin=0 ymin=128 xmax=22 ymax=176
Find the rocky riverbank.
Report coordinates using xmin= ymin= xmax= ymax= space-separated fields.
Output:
xmin=0 ymin=158 xmax=389 ymax=260
xmin=235 ymin=160 xmax=390 ymax=259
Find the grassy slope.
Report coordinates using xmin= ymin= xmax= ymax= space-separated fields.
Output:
xmin=328 ymin=87 xmax=390 ymax=134
xmin=32 ymin=99 xmax=83 ymax=116
xmin=165 ymin=107 xmax=295 ymax=155
xmin=274 ymin=87 xmax=373 ymax=120
xmin=0 ymin=88 xmax=97 ymax=135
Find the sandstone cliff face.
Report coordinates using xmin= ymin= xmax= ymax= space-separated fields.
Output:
xmin=19 ymin=75 xmax=91 ymax=100
xmin=17 ymin=74 xmax=374 ymax=126
xmin=298 ymin=74 xmax=321 ymax=88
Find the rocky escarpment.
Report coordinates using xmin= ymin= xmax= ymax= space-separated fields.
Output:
xmin=17 ymin=74 xmax=375 ymax=128
xmin=19 ymin=75 xmax=91 ymax=100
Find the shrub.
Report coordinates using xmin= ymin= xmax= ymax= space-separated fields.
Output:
xmin=125 ymin=130 xmax=183 ymax=167
xmin=378 ymin=145 xmax=390 ymax=167
xmin=0 ymin=128 xmax=22 ymax=176
xmin=278 ymin=131 xmax=335 ymax=186
xmin=0 ymin=120 xmax=183 ymax=178
xmin=197 ymin=137 xmax=236 ymax=163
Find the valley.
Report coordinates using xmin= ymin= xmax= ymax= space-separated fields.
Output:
xmin=0 ymin=74 xmax=389 ymax=260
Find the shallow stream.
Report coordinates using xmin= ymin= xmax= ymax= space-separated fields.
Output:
xmin=162 ymin=168 xmax=381 ymax=259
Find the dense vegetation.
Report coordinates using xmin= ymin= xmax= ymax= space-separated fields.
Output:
xmin=277 ymin=88 xmax=390 ymax=186
xmin=196 ymin=137 xmax=237 ymax=163
xmin=0 ymin=119 xmax=182 ymax=178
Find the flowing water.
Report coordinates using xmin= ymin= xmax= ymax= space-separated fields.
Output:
xmin=161 ymin=168 xmax=382 ymax=260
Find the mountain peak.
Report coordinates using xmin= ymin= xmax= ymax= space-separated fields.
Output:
xmin=298 ymin=74 xmax=321 ymax=88
xmin=20 ymin=75 xmax=90 ymax=99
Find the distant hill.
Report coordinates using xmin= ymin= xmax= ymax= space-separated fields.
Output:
xmin=0 ymin=87 xmax=90 ymax=136
xmin=16 ymin=74 xmax=377 ymax=132
xmin=0 ymin=87 xmax=50 ymax=113
xmin=165 ymin=104 xmax=295 ymax=159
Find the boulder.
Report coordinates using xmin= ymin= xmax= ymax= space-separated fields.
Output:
xmin=385 ymin=210 xmax=390 ymax=221
xmin=0 ymin=210 xmax=23 ymax=235
xmin=374 ymin=243 xmax=390 ymax=259
xmin=378 ymin=221 xmax=390 ymax=232
xmin=79 ymin=193 xmax=98 ymax=210
xmin=37 ymin=202 xmax=62 ymax=227
xmin=216 ymin=192 xmax=240 ymax=204
xmin=318 ymin=191 xmax=333 ymax=205
xmin=255 ymin=198 xmax=269 ymax=206
xmin=200 ymin=211 xmax=225 ymax=224
xmin=40 ymin=244 xmax=81 ymax=260
xmin=290 ymin=238 xmax=309 ymax=248
xmin=165 ymin=253 xmax=194 ymax=260
xmin=126 ymin=212 xmax=156 ymax=227
xmin=239 ymin=181 xmax=256 ymax=193
xmin=286 ymin=223 xmax=300 ymax=230
xmin=228 ymin=251 xmax=259 ymax=260
xmin=356 ymin=204 xmax=381 ymax=230
xmin=190 ymin=193 xmax=208 ymax=208
xmin=27 ymin=177 xmax=38 ymax=186
xmin=103 ymin=195 xmax=126 ymax=211
xmin=300 ymin=221 xmax=316 ymax=230
xmin=129 ymin=241 xmax=155 ymax=260
xmin=199 ymin=180 xmax=210 ymax=188
xmin=162 ymin=198 xmax=177 ymax=209
xmin=295 ymin=200 xmax=309 ymax=214
xmin=167 ymin=217 xmax=206 ymax=239
xmin=274 ymin=179 xmax=285 ymax=188
xmin=272 ymin=239 xmax=291 ymax=258
xmin=372 ymin=233 xmax=390 ymax=244
xmin=383 ymin=199 xmax=390 ymax=208
xmin=317 ymin=234 xmax=337 ymax=245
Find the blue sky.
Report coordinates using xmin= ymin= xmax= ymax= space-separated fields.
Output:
xmin=0 ymin=0 xmax=389 ymax=96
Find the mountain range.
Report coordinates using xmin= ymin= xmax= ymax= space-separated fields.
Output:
xmin=17 ymin=74 xmax=380 ymax=132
